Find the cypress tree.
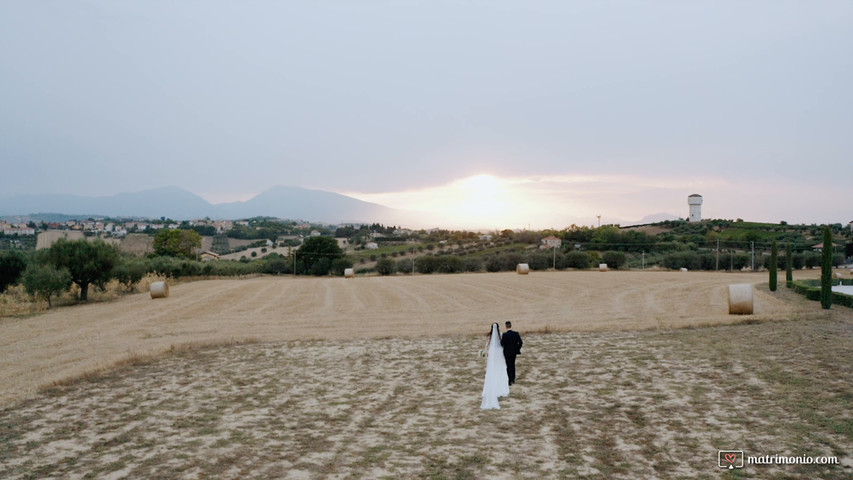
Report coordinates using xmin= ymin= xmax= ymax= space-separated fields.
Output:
xmin=769 ymin=240 xmax=778 ymax=291
xmin=785 ymin=243 xmax=793 ymax=288
xmin=820 ymin=226 xmax=833 ymax=309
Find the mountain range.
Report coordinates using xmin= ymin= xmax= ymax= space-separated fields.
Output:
xmin=0 ymin=186 xmax=406 ymax=225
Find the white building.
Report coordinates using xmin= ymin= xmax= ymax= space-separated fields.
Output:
xmin=688 ymin=194 xmax=703 ymax=222
xmin=541 ymin=236 xmax=562 ymax=249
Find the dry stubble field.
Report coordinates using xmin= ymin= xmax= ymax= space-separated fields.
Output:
xmin=1 ymin=270 xmax=852 ymax=479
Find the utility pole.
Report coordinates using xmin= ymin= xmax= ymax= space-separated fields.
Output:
xmin=553 ymin=245 xmax=557 ymax=270
xmin=751 ymin=241 xmax=755 ymax=271
xmin=716 ymin=238 xmax=719 ymax=271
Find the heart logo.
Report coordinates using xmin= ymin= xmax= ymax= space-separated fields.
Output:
xmin=724 ymin=453 xmax=737 ymax=464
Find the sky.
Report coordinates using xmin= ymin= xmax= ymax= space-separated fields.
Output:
xmin=1 ymin=0 xmax=851 ymax=230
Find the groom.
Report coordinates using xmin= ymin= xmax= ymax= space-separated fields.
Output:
xmin=501 ymin=321 xmax=523 ymax=385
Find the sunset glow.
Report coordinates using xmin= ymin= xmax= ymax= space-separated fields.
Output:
xmin=344 ymin=172 xmax=832 ymax=230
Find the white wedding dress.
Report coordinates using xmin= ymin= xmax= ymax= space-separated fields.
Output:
xmin=481 ymin=323 xmax=510 ymax=409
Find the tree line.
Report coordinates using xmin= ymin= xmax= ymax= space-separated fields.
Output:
xmin=0 ymin=235 xmax=351 ymax=308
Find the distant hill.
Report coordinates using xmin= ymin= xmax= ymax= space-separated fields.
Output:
xmin=214 ymin=186 xmax=399 ymax=224
xmin=0 ymin=186 xmax=403 ymax=224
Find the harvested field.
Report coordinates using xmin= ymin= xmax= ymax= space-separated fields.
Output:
xmin=1 ymin=271 xmax=851 ymax=479
xmin=119 ymin=233 xmax=154 ymax=256
xmin=34 ymin=230 xmax=84 ymax=250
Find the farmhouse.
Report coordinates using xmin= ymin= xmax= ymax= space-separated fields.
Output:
xmin=541 ymin=235 xmax=562 ymax=249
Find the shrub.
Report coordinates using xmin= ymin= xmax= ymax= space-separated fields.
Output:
xmin=0 ymin=250 xmax=26 ymax=293
xmin=564 ymin=251 xmax=590 ymax=269
xmin=112 ymin=259 xmax=148 ymax=292
xmin=331 ymin=257 xmax=353 ymax=276
xmin=396 ymin=258 xmax=415 ymax=274
xmin=436 ymin=256 xmax=464 ymax=273
xmin=415 ymin=255 xmax=439 ymax=274
xmin=375 ymin=258 xmax=395 ymax=276
xmin=463 ymin=257 xmax=483 ymax=272
xmin=265 ymin=257 xmax=290 ymax=275
xmin=484 ymin=255 xmax=503 ymax=273
xmin=663 ymin=252 xmax=701 ymax=270
xmin=601 ymin=251 xmax=627 ymax=270
xmin=526 ymin=252 xmax=551 ymax=271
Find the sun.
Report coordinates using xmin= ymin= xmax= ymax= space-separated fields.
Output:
xmin=453 ymin=174 xmax=511 ymax=221
xmin=457 ymin=174 xmax=503 ymax=196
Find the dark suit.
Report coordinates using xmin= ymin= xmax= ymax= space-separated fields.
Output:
xmin=501 ymin=329 xmax=523 ymax=385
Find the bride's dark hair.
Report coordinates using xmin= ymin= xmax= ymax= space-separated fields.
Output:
xmin=487 ymin=322 xmax=500 ymax=338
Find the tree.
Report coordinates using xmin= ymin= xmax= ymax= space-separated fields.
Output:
xmin=21 ymin=264 xmax=71 ymax=308
xmin=46 ymin=238 xmax=119 ymax=302
xmin=769 ymin=240 xmax=778 ymax=291
xmin=0 ymin=250 xmax=26 ymax=293
xmin=820 ymin=226 xmax=833 ymax=309
xmin=153 ymin=229 xmax=202 ymax=259
xmin=296 ymin=236 xmax=344 ymax=276
xmin=785 ymin=243 xmax=793 ymax=288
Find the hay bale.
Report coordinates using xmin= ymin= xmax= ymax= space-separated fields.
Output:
xmin=344 ymin=268 xmax=355 ymax=278
xmin=680 ymin=267 xmax=688 ymax=272
xmin=516 ymin=263 xmax=530 ymax=275
xmin=599 ymin=263 xmax=608 ymax=272
xmin=728 ymin=284 xmax=753 ymax=315
xmin=833 ymin=272 xmax=842 ymax=279
xmin=150 ymin=281 xmax=169 ymax=299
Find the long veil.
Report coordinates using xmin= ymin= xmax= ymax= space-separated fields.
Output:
xmin=481 ymin=323 xmax=510 ymax=409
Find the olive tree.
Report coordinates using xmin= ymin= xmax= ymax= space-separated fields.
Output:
xmin=22 ymin=264 xmax=71 ymax=308
xmin=153 ymin=229 xmax=202 ymax=259
xmin=45 ymin=238 xmax=119 ymax=302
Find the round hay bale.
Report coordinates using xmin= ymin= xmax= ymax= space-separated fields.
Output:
xmin=344 ymin=268 xmax=355 ymax=278
xmin=150 ymin=281 xmax=169 ymax=299
xmin=680 ymin=267 xmax=688 ymax=272
xmin=516 ymin=263 xmax=530 ymax=275
xmin=599 ymin=263 xmax=608 ymax=272
xmin=833 ymin=272 xmax=842 ymax=279
xmin=728 ymin=284 xmax=753 ymax=315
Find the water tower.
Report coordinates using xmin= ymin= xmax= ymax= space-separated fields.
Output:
xmin=688 ymin=194 xmax=703 ymax=222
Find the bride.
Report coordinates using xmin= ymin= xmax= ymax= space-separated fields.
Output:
xmin=481 ymin=322 xmax=510 ymax=409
